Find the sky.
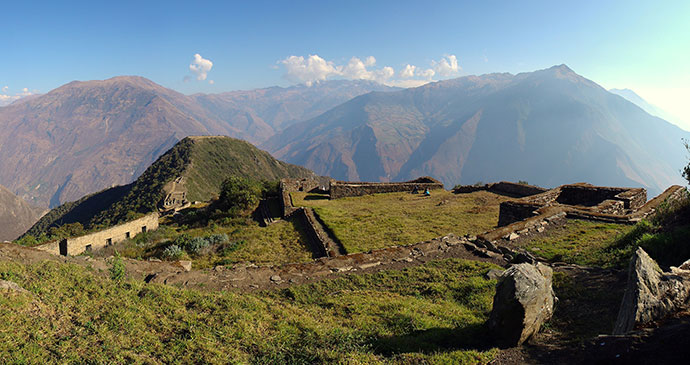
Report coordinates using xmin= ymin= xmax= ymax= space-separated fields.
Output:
xmin=2 ymin=0 xmax=689 ymax=129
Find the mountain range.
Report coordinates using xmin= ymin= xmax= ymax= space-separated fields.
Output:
xmin=0 ymin=77 xmax=392 ymax=207
xmin=264 ymin=65 xmax=689 ymax=196
xmin=0 ymin=185 xmax=45 ymax=241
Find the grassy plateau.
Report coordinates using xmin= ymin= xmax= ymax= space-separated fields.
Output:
xmin=291 ymin=190 xmax=510 ymax=253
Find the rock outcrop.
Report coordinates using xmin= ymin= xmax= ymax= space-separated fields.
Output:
xmin=613 ymin=247 xmax=690 ymax=334
xmin=488 ymin=262 xmax=556 ymax=347
xmin=0 ymin=279 xmax=29 ymax=295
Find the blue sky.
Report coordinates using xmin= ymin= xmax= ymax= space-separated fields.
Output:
xmin=3 ymin=0 xmax=689 ymax=128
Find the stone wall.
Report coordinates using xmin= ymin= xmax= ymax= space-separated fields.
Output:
xmin=498 ymin=183 xmax=649 ymax=227
xmin=497 ymin=201 xmax=544 ymax=226
xmin=292 ymin=207 xmax=345 ymax=258
xmin=555 ymin=185 xmax=646 ymax=209
xmin=36 ymin=213 xmax=159 ymax=256
xmin=453 ymin=181 xmax=547 ymax=198
xmin=330 ymin=177 xmax=444 ymax=199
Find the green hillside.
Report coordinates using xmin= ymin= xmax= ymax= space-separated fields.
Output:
xmin=20 ymin=136 xmax=314 ymax=241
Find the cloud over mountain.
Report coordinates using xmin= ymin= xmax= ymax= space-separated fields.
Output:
xmin=278 ymin=53 xmax=462 ymax=87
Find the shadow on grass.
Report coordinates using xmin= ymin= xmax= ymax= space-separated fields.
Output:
xmin=370 ymin=322 xmax=495 ymax=356
xmin=303 ymin=194 xmax=330 ymax=201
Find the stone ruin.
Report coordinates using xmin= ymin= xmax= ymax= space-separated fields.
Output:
xmin=329 ymin=176 xmax=444 ymax=199
xmin=497 ymin=183 xmax=647 ymax=227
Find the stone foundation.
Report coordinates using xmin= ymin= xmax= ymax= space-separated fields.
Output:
xmin=36 ymin=213 xmax=159 ymax=256
xmin=329 ymin=176 xmax=444 ymax=199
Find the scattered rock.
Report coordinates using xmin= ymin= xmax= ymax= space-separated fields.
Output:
xmin=678 ymin=258 xmax=690 ymax=271
xmin=488 ymin=262 xmax=556 ymax=347
xmin=536 ymin=227 xmax=546 ymax=233
xmin=359 ymin=262 xmax=381 ymax=270
xmin=175 ymin=260 xmax=192 ymax=272
xmin=270 ymin=275 xmax=282 ymax=282
xmin=504 ymin=232 xmax=520 ymax=241
xmin=513 ymin=251 xmax=537 ymax=265
xmin=613 ymin=248 xmax=690 ymax=334
xmin=0 ymin=279 xmax=29 ymax=295
xmin=144 ymin=273 xmax=158 ymax=283
xmin=463 ymin=242 xmax=478 ymax=252
xmin=498 ymin=246 xmax=514 ymax=256
xmin=485 ymin=269 xmax=504 ymax=280
xmin=148 ymin=258 xmax=162 ymax=262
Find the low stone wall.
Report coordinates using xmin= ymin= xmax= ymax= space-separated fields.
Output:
xmin=556 ymin=185 xmax=646 ymax=209
xmin=454 ymin=181 xmax=547 ymax=198
xmin=330 ymin=177 xmax=444 ymax=199
xmin=36 ymin=213 xmax=159 ymax=256
xmin=498 ymin=201 xmax=544 ymax=226
xmin=293 ymin=207 xmax=345 ymax=258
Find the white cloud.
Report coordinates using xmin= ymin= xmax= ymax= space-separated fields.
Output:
xmin=432 ymin=55 xmax=460 ymax=77
xmin=417 ymin=68 xmax=436 ymax=80
xmin=0 ymin=87 xmax=34 ymax=107
xmin=189 ymin=53 xmax=213 ymax=81
xmin=400 ymin=64 xmax=416 ymax=78
xmin=278 ymin=53 xmax=461 ymax=88
xmin=208 ymin=80 xmax=215 ymax=85
xmin=280 ymin=54 xmax=340 ymax=86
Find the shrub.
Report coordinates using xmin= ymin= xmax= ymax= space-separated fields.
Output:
xmin=109 ymin=251 xmax=126 ymax=282
xmin=186 ymin=237 xmax=209 ymax=255
xmin=206 ymin=233 xmax=229 ymax=245
xmin=162 ymin=244 xmax=184 ymax=260
xmin=217 ymin=176 xmax=263 ymax=215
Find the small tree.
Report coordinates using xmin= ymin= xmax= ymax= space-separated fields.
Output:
xmin=217 ymin=176 xmax=263 ymax=214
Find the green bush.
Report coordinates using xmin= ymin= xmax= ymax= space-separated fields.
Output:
xmin=186 ymin=237 xmax=209 ymax=255
xmin=109 ymin=252 xmax=126 ymax=282
xmin=217 ymin=176 xmax=263 ymax=214
xmin=162 ymin=245 xmax=183 ymax=260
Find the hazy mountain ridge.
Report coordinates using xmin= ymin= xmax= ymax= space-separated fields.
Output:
xmin=0 ymin=184 xmax=46 ymax=241
xmin=0 ymin=77 xmax=390 ymax=207
xmin=265 ymin=65 xmax=689 ymax=196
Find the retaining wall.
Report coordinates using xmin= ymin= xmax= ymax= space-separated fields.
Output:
xmin=36 ymin=213 xmax=159 ymax=256
xmin=453 ymin=181 xmax=548 ymax=198
xmin=330 ymin=177 xmax=444 ymax=199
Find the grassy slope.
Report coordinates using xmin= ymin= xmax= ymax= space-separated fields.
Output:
xmin=511 ymin=220 xmax=635 ymax=268
xmin=114 ymin=217 xmax=314 ymax=268
xmin=0 ymin=258 xmax=499 ymax=364
xmin=21 ymin=136 xmax=314 ymax=239
xmin=292 ymin=190 xmax=509 ymax=253
xmin=184 ymin=137 xmax=313 ymax=202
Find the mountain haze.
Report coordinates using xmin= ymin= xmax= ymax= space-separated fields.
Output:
xmin=0 ymin=185 xmax=45 ymax=241
xmin=0 ymin=77 xmax=390 ymax=207
xmin=265 ymin=65 xmax=689 ymax=196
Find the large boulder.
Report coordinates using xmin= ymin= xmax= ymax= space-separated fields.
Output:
xmin=488 ymin=262 xmax=556 ymax=347
xmin=613 ymin=247 xmax=690 ymax=334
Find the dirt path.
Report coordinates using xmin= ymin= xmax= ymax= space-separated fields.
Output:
xmin=1 ymin=233 xmax=506 ymax=292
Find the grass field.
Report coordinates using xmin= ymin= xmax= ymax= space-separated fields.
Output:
xmin=109 ymin=217 xmax=314 ymax=268
xmin=291 ymin=190 xmax=509 ymax=253
xmin=0 ymin=258 xmax=500 ymax=364
xmin=510 ymin=220 xmax=636 ymax=267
